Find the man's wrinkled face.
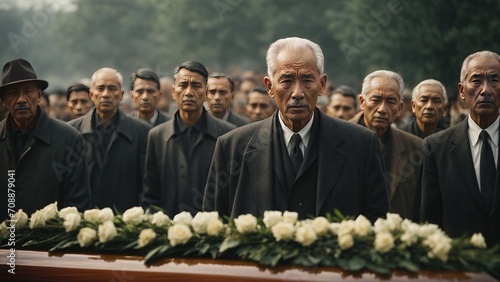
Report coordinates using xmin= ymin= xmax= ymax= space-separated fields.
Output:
xmin=1 ymin=81 xmax=40 ymax=123
xmin=412 ymin=84 xmax=446 ymax=126
xmin=172 ymin=68 xmax=206 ymax=113
xmin=207 ymin=77 xmax=233 ymax=117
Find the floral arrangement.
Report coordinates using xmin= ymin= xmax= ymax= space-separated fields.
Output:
xmin=1 ymin=202 xmax=499 ymax=278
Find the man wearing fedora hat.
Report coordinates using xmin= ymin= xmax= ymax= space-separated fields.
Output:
xmin=0 ymin=59 xmax=91 ymax=220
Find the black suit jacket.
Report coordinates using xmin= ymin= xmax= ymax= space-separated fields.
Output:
xmin=420 ymin=119 xmax=500 ymax=247
xmin=226 ymin=110 xmax=250 ymax=127
xmin=203 ymin=109 xmax=389 ymax=222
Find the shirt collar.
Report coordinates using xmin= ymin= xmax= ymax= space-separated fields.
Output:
xmin=468 ymin=114 xmax=499 ymax=148
xmin=278 ymin=110 xmax=314 ymax=148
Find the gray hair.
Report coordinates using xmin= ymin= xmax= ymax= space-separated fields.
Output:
xmin=412 ymin=79 xmax=448 ymax=104
xmin=90 ymin=67 xmax=124 ymax=89
xmin=266 ymin=37 xmax=324 ymax=77
xmin=361 ymin=70 xmax=404 ymax=99
xmin=460 ymin=50 xmax=500 ymax=83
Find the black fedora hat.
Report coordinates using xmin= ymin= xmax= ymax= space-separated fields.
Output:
xmin=0 ymin=59 xmax=48 ymax=95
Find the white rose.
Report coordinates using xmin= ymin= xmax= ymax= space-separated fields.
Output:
xmin=83 ymin=209 xmax=100 ymax=221
xmin=418 ymin=223 xmax=440 ymax=238
xmin=151 ymin=211 xmax=170 ymax=227
xmin=0 ymin=221 xmax=8 ymax=238
xmin=63 ymin=213 xmax=81 ymax=232
xmin=311 ymin=217 xmax=330 ymax=236
xmin=58 ymin=207 xmax=79 ymax=220
xmin=173 ymin=211 xmax=193 ymax=226
xmin=98 ymin=220 xmax=118 ymax=243
xmin=191 ymin=212 xmax=219 ymax=234
xmin=373 ymin=218 xmax=390 ymax=234
xmin=400 ymin=221 xmax=420 ymax=246
xmin=354 ymin=215 xmax=372 ymax=237
xmin=206 ymin=218 xmax=224 ymax=236
xmin=138 ymin=228 xmax=156 ymax=247
xmin=271 ymin=222 xmax=295 ymax=241
xmin=29 ymin=210 xmax=46 ymax=229
xmin=385 ymin=213 xmax=403 ymax=231
xmin=423 ymin=231 xmax=452 ymax=262
xmin=77 ymin=227 xmax=97 ymax=247
xmin=338 ymin=233 xmax=354 ymax=250
xmin=374 ymin=232 xmax=394 ymax=253
xmin=294 ymin=223 xmax=317 ymax=247
xmin=98 ymin=208 xmax=114 ymax=223
xmin=12 ymin=209 xmax=28 ymax=228
xmin=42 ymin=202 xmax=58 ymax=220
xmin=263 ymin=211 xmax=283 ymax=228
xmin=338 ymin=220 xmax=355 ymax=236
xmin=122 ymin=207 xmax=144 ymax=225
xmin=234 ymin=214 xmax=257 ymax=234
xmin=282 ymin=211 xmax=298 ymax=224
xmin=168 ymin=223 xmax=192 ymax=246
xmin=470 ymin=233 xmax=487 ymax=248
xmin=329 ymin=223 xmax=340 ymax=235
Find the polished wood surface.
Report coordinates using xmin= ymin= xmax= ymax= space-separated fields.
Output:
xmin=0 ymin=249 xmax=495 ymax=281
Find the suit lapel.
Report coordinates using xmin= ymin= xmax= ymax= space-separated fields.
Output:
xmin=490 ymin=123 xmax=500 ymax=217
xmin=450 ymin=121 xmax=487 ymax=212
xmin=389 ymin=128 xmax=405 ymax=199
xmin=316 ymin=112 xmax=346 ymax=213
xmin=244 ymin=118 xmax=274 ymax=215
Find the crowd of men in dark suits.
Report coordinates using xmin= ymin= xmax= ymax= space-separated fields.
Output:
xmin=0 ymin=37 xmax=499 ymax=247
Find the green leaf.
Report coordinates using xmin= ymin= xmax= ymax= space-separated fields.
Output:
xmin=398 ymin=260 xmax=420 ymax=272
xmin=144 ymin=245 xmax=170 ymax=264
xmin=261 ymin=253 xmax=282 ymax=267
xmin=219 ymin=237 xmax=240 ymax=253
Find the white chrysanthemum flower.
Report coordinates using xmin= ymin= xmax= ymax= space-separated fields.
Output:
xmin=311 ymin=216 xmax=330 ymax=236
xmin=400 ymin=221 xmax=421 ymax=246
xmin=470 ymin=233 xmax=487 ymax=249
xmin=385 ymin=213 xmax=403 ymax=231
xmin=373 ymin=218 xmax=390 ymax=234
xmin=294 ymin=223 xmax=317 ymax=247
xmin=122 ymin=207 xmax=145 ymax=225
xmin=0 ymin=221 xmax=8 ymax=238
xmin=77 ymin=227 xmax=97 ymax=247
xmin=151 ymin=211 xmax=170 ymax=227
xmin=173 ymin=211 xmax=193 ymax=226
xmin=374 ymin=232 xmax=394 ymax=253
xmin=29 ymin=210 xmax=46 ymax=229
xmin=98 ymin=220 xmax=118 ymax=243
xmin=263 ymin=211 xmax=283 ymax=228
xmin=63 ymin=213 xmax=81 ymax=232
xmin=338 ymin=220 xmax=356 ymax=236
xmin=138 ymin=228 xmax=156 ymax=247
xmin=271 ymin=222 xmax=295 ymax=241
xmin=418 ymin=223 xmax=440 ymax=238
xmin=168 ymin=223 xmax=192 ymax=246
xmin=234 ymin=214 xmax=257 ymax=234
xmin=354 ymin=215 xmax=372 ymax=237
xmin=328 ymin=222 xmax=341 ymax=235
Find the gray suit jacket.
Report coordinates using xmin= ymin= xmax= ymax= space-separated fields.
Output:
xmin=420 ymin=119 xmax=500 ymax=247
xmin=203 ymin=110 xmax=389 ymax=222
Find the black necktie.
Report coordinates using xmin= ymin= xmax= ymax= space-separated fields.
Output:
xmin=290 ymin=133 xmax=303 ymax=176
xmin=480 ymin=130 xmax=496 ymax=212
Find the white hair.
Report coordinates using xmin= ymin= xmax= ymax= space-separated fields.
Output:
xmin=266 ymin=37 xmax=324 ymax=77
xmin=90 ymin=67 xmax=123 ymax=88
xmin=412 ymin=79 xmax=448 ymax=104
xmin=460 ymin=50 xmax=500 ymax=83
xmin=361 ymin=70 xmax=404 ymax=99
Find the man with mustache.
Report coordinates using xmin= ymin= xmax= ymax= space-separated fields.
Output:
xmin=203 ymin=37 xmax=388 ymax=222
xmin=421 ymin=51 xmax=500 ymax=247
xmin=0 ymin=59 xmax=91 ymax=220
xmin=400 ymin=79 xmax=448 ymax=138
xmin=350 ymin=70 xmax=422 ymax=221
xmin=68 ymin=67 xmax=151 ymax=213
xmin=206 ymin=73 xmax=250 ymax=127
xmin=130 ymin=68 xmax=170 ymax=126
xmin=142 ymin=61 xmax=235 ymax=217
